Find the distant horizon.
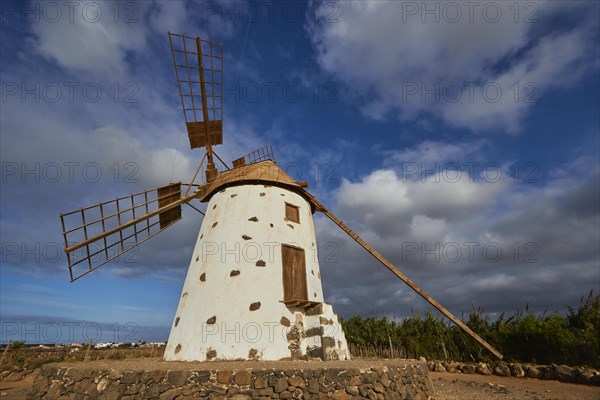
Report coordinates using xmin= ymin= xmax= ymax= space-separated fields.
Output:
xmin=0 ymin=315 xmax=170 ymax=344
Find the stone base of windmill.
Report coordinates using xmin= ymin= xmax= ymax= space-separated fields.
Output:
xmin=31 ymin=359 xmax=434 ymax=399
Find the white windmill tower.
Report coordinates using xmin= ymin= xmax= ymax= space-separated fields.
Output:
xmin=59 ymin=33 xmax=503 ymax=362
xmin=162 ymin=158 xmax=351 ymax=361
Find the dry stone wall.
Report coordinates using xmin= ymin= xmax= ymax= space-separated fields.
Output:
xmin=426 ymin=360 xmax=600 ymax=386
xmin=32 ymin=360 xmax=433 ymax=399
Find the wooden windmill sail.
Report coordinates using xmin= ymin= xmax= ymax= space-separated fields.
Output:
xmin=59 ymin=33 xmax=503 ymax=361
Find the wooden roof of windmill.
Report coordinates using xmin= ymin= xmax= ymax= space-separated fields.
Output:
xmin=198 ymin=160 xmax=314 ymax=207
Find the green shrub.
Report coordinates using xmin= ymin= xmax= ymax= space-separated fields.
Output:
xmin=341 ymin=291 xmax=600 ymax=367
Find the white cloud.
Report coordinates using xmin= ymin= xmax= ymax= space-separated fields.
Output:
xmin=440 ymin=26 xmax=595 ymax=132
xmin=410 ymin=215 xmax=448 ymax=241
xmin=26 ymin=1 xmax=240 ymax=78
xmin=150 ymin=1 xmax=188 ymax=34
xmin=307 ymin=1 xmax=599 ymax=132
xmin=336 ymin=168 xmax=508 ymax=237
xmin=28 ymin=2 xmax=150 ymax=77
xmin=472 ymin=274 xmax=516 ymax=291
xmin=87 ymin=125 xmax=198 ymax=187
xmin=385 ymin=140 xmax=486 ymax=166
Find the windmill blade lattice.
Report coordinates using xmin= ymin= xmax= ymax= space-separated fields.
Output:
xmin=60 ymin=183 xmax=195 ymax=282
xmin=232 ymin=144 xmax=275 ymax=168
xmin=168 ymin=32 xmax=224 ymax=150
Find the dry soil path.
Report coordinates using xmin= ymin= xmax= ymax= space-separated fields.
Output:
xmin=430 ymin=371 xmax=600 ymax=400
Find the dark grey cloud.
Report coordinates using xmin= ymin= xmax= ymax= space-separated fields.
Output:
xmin=314 ymin=152 xmax=599 ymax=320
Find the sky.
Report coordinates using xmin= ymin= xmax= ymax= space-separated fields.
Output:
xmin=1 ymin=0 xmax=599 ymax=344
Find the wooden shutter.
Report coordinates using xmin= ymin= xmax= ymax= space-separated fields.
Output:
xmin=285 ymin=203 xmax=300 ymax=223
xmin=281 ymin=245 xmax=308 ymax=301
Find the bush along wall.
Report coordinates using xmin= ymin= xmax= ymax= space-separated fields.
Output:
xmin=341 ymin=291 xmax=600 ymax=368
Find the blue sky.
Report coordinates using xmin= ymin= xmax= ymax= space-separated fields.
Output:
xmin=1 ymin=0 xmax=599 ymax=344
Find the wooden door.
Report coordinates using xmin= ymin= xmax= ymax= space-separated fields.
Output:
xmin=281 ymin=245 xmax=308 ymax=301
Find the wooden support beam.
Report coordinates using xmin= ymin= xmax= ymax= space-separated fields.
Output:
xmin=304 ymin=191 xmax=503 ymax=360
xmin=185 ymin=151 xmax=207 ymax=196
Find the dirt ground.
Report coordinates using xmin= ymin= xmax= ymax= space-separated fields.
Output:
xmin=430 ymin=371 xmax=600 ymax=400
xmin=0 ymin=373 xmax=35 ymax=400
xmin=2 ymin=361 xmax=599 ymax=400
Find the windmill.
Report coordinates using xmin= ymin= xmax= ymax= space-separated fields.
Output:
xmin=59 ymin=32 xmax=503 ymax=361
